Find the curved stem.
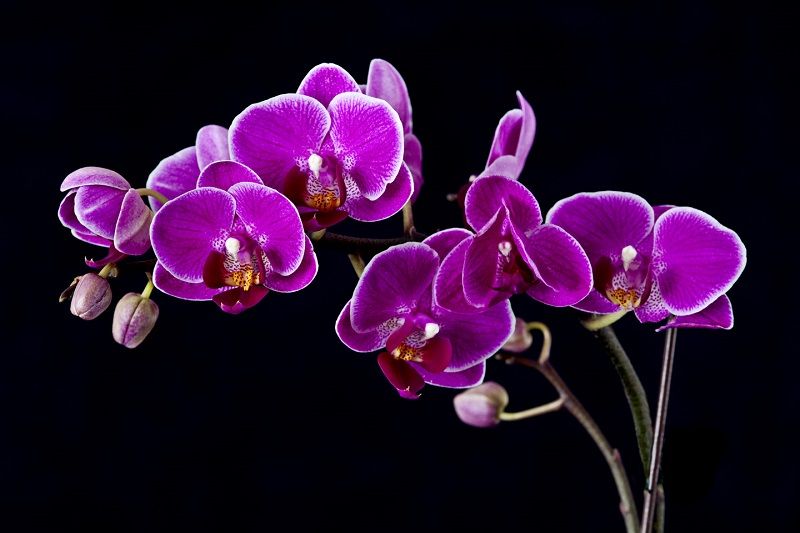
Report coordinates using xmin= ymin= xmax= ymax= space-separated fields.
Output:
xmin=141 ymin=272 xmax=154 ymax=299
xmin=641 ymin=328 xmax=678 ymax=533
xmin=313 ymin=231 xmax=419 ymax=255
xmin=499 ymin=398 xmax=565 ymax=421
xmin=592 ymin=326 xmax=653 ymax=473
xmin=347 ymin=253 xmax=365 ymax=278
xmin=136 ymin=187 xmax=169 ymax=205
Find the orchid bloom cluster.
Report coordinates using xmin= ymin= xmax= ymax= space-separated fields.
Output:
xmin=58 ymin=59 xmax=746 ymax=401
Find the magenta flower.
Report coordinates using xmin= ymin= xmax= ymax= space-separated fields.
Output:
xmin=364 ymin=59 xmax=424 ymax=202
xmin=336 ymin=230 xmax=514 ymax=399
xmin=58 ymin=167 xmax=153 ymax=257
xmin=436 ymin=176 xmax=592 ymax=312
xmin=479 ymin=91 xmax=536 ymax=180
xmin=150 ymin=160 xmax=317 ymax=314
xmin=230 ymin=63 xmax=412 ymax=232
xmin=146 ymin=124 xmax=230 ymax=211
xmin=547 ymin=191 xmax=746 ymax=329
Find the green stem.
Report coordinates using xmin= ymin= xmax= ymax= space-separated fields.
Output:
xmin=499 ymin=398 xmax=565 ymax=421
xmin=136 ymin=187 xmax=169 ymax=205
xmin=141 ymin=273 xmax=155 ymax=299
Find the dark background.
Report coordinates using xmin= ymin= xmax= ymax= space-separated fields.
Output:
xmin=2 ymin=1 xmax=796 ymax=531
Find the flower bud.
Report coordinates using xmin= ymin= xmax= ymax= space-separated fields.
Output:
xmin=112 ymin=293 xmax=159 ymax=348
xmin=453 ymin=382 xmax=509 ymax=428
xmin=502 ymin=318 xmax=533 ymax=353
xmin=69 ymin=273 xmax=112 ymax=320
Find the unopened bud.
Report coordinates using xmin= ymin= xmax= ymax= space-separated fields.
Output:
xmin=502 ymin=318 xmax=533 ymax=353
xmin=453 ymin=382 xmax=509 ymax=428
xmin=112 ymin=293 xmax=159 ymax=348
xmin=69 ymin=274 xmax=112 ymax=320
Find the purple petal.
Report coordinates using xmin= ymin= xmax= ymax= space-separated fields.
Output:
xmin=633 ymin=276 xmax=670 ymax=323
xmin=546 ymin=191 xmax=655 ymax=262
xmin=351 ymin=243 xmax=439 ymax=332
xmin=464 ymin=176 xmax=542 ymax=233
xmin=436 ymin=300 xmax=515 ymax=371
xmin=85 ymin=246 xmax=126 ymax=268
xmin=113 ymin=189 xmax=153 ymax=255
xmin=150 ymin=188 xmax=235 ymax=282
xmin=58 ymin=190 xmax=92 ymax=234
xmin=657 ymin=295 xmax=734 ymax=331
xmin=297 ymin=63 xmax=361 ymax=108
xmin=328 ymin=92 xmax=404 ymax=201
xmin=153 ymin=262 xmax=217 ymax=301
xmin=365 ymin=59 xmax=412 ymax=133
xmin=415 ymin=361 xmax=486 ymax=389
xmin=228 ymin=182 xmax=305 ymax=275
xmin=377 ymin=353 xmax=424 ymax=400
xmin=197 ymin=160 xmax=263 ymax=191
xmin=74 ymin=186 xmax=127 ymax=240
xmin=265 ymin=236 xmax=318 ymax=292
xmin=433 ymin=237 xmax=481 ymax=313
xmin=335 ymin=302 xmax=385 ymax=353
xmin=72 ymin=230 xmax=112 ymax=247
xmin=213 ymin=286 xmax=269 ymax=315
xmin=344 ymin=162 xmax=412 ymax=222
xmin=61 ymin=166 xmax=130 ymax=192
xmin=146 ymin=146 xmax=200 ymax=211
xmin=486 ymin=109 xmax=522 ymax=167
xmin=230 ymin=94 xmax=330 ymax=192
xmin=653 ymin=207 xmax=746 ymax=315
xmin=195 ymin=125 xmax=230 ymax=169
xmin=573 ymin=289 xmax=623 ymax=314
xmin=404 ymin=133 xmax=423 ymax=203
xmin=483 ymin=92 xmax=536 ymax=178
xmin=462 ymin=209 xmax=512 ymax=308
xmin=423 ymin=228 xmax=472 ymax=262
xmin=523 ymin=224 xmax=593 ymax=307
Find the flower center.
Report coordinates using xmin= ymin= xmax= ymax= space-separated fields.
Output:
xmin=493 ymin=239 xmax=535 ymax=296
xmin=203 ymin=235 xmax=270 ymax=292
xmin=299 ymin=153 xmax=345 ymax=213
xmin=384 ymin=316 xmax=452 ymax=373
xmin=595 ymin=245 xmax=650 ymax=311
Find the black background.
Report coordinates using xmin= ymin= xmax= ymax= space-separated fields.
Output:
xmin=2 ymin=1 xmax=796 ymax=531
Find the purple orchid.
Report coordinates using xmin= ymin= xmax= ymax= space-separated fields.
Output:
xmin=150 ymin=160 xmax=317 ymax=314
xmin=546 ymin=191 xmax=746 ymax=329
xmin=146 ymin=124 xmax=230 ymax=211
xmin=58 ymin=167 xmax=154 ymax=260
xmin=436 ymin=176 xmax=593 ymax=312
xmin=364 ymin=59 xmax=424 ymax=203
xmin=229 ymin=63 xmax=412 ymax=232
xmin=479 ymin=91 xmax=536 ymax=180
xmin=336 ymin=230 xmax=515 ymax=399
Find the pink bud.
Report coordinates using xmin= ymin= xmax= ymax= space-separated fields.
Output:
xmin=502 ymin=318 xmax=533 ymax=353
xmin=453 ymin=382 xmax=509 ymax=428
xmin=112 ymin=293 xmax=159 ymax=348
xmin=69 ymin=273 xmax=112 ymax=320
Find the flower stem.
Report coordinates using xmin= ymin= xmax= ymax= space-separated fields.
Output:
xmin=136 ymin=187 xmax=169 ymax=205
xmin=98 ymin=263 xmax=117 ymax=279
xmin=640 ymin=328 xmax=678 ymax=533
xmin=141 ymin=272 xmax=155 ymax=299
xmin=347 ymin=254 xmax=365 ymax=278
xmin=591 ymin=326 xmax=653 ymax=473
xmin=499 ymin=398 xmax=565 ymax=421
xmin=313 ymin=231 xmax=420 ymax=255
xmin=402 ymin=202 xmax=414 ymax=236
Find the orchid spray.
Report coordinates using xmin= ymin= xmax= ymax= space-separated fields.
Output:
xmin=57 ymin=60 xmax=746 ymax=533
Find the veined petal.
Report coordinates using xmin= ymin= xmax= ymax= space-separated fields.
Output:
xmin=297 ymin=63 xmax=361 ymax=108
xmin=72 ymin=230 xmax=112 ymax=247
xmin=634 ymin=276 xmax=670 ymax=323
xmin=523 ymin=224 xmax=593 ymax=307
xmin=74 ymin=185 xmax=127 ymax=240
xmin=153 ymin=262 xmax=217 ymax=301
xmin=547 ymin=191 xmax=655 ymax=262
xmin=146 ymin=146 xmax=200 ymax=211
xmin=404 ymin=133 xmax=423 ymax=203
xmin=462 ymin=209 xmax=512 ymax=308
xmin=197 ymin=160 xmax=263 ymax=191
xmin=465 ymin=175 xmax=543 ymax=233
xmin=423 ymin=228 xmax=472 ymax=262
xmin=351 ymin=243 xmax=439 ymax=332
xmin=213 ymin=285 xmax=269 ymax=315
xmin=433 ymin=237 xmax=480 ymax=313
xmin=344 ymin=162 xmax=413 ymax=222
xmin=328 ymin=92 xmax=404 ymax=201
xmin=486 ymin=109 xmax=523 ymax=167
xmin=366 ymin=59 xmax=412 ymax=133
xmin=436 ymin=300 xmax=515 ymax=371
xmin=114 ymin=189 xmax=153 ymax=255
xmin=265 ymin=236 xmax=318 ymax=292
xmin=415 ymin=361 xmax=486 ymax=389
xmin=229 ymin=94 xmax=330 ymax=191
xmin=657 ymin=295 xmax=734 ymax=331
xmin=61 ymin=166 xmax=130 ymax=191
xmin=228 ymin=182 xmax=305 ymax=275
xmin=377 ymin=353 xmax=424 ymax=399
xmin=335 ymin=302 xmax=385 ymax=353
xmin=653 ymin=207 xmax=746 ymax=315
xmin=483 ymin=92 xmax=536 ymax=179
xmin=196 ymin=125 xmax=230 ymax=169
xmin=573 ymin=289 xmax=625 ymax=314
xmin=150 ymin=188 xmax=235 ymax=282
xmin=58 ymin=190 xmax=91 ymax=234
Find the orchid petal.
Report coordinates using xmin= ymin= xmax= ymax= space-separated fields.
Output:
xmin=297 ymin=63 xmax=361 ymax=108
xmin=266 ymin=236 xmax=318 ymax=292
xmin=58 ymin=190 xmax=91 ymax=234
xmin=113 ymin=189 xmax=153 ymax=255
xmin=423 ymin=228 xmax=472 ymax=262
xmin=195 ymin=125 xmax=230 ymax=169
xmin=344 ymin=163 xmax=412 ymax=222
xmin=197 ymin=160 xmax=263 ymax=191
xmin=365 ymin=59 xmax=412 ymax=133
xmin=436 ymin=300 xmax=514 ymax=371
xmin=433 ymin=237 xmax=481 ymax=313
xmin=653 ymin=207 xmax=746 ymax=315
xmin=415 ymin=361 xmax=486 ymax=389
xmin=146 ymin=146 xmax=200 ymax=211
xmin=404 ymin=133 xmax=423 ymax=203
xmin=522 ymin=224 xmax=593 ymax=307
xmin=335 ymin=302 xmax=385 ymax=353
xmin=377 ymin=353 xmax=424 ymax=399
xmin=657 ymin=295 xmax=734 ymax=331
xmin=328 ymin=92 xmax=404 ymax=201
xmin=74 ymin=185 xmax=127 ymax=240
xmin=572 ymin=290 xmax=623 ymax=314
xmin=150 ymin=188 xmax=235 ymax=282
xmin=465 ymin=175 xmax=543 ymax=233
xmin=61 ymin=166 xmax=130 ymax=191
xmin=153 ymin=262 xmax=217 ymax=301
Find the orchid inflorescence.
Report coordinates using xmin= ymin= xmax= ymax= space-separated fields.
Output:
xmin=58 ymin=59 xmax=746 ymax=532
